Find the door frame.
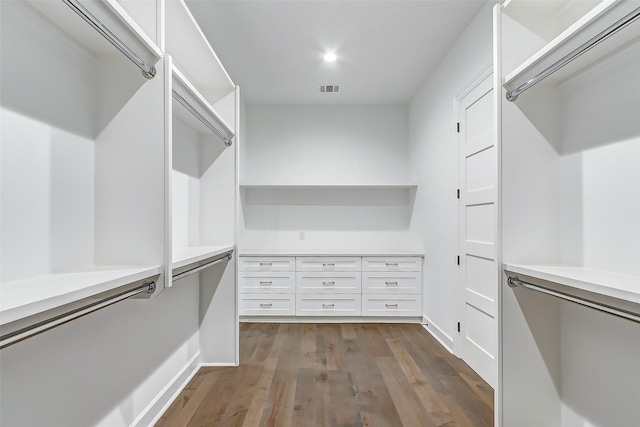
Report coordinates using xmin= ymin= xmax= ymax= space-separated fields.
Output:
xmin=453 ymin=66 xmax=495 ymax=359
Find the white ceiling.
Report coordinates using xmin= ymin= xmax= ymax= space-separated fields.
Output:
xmin=187 ymin=0 xmax=486 ymax=105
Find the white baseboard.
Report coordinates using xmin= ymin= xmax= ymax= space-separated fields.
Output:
xmin=200 ymin=362 xmax=238 ymax=367
xmin=132 ymin=352 xmax=201 ymax=427
xmin=240 ymin=316 xmax=423 ymax=324
xmin=421 ymin=315 xmax=454 ymax=354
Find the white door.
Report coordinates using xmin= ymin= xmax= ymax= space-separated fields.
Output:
xmin=457 ymin=73 xmax=497 ymax=388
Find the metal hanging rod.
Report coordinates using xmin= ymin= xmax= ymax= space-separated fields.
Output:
xmin=173 ymin=253 xmax=233 ymax=282
xmin=172 ymin=90 xmax=233 ymax=146
xmin=506 ymin=6 xmax=640 ymax=102
xmin=507 ymin=276 xmax=640 ymax=324
xmin=0 ymin=280 xmax=156 ymax=349
xmin=62 ymin=0 xmax=156 ymax=79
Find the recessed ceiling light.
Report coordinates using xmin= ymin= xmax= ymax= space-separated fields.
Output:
xmin=323 ymin=52 xmax=337 ymax=62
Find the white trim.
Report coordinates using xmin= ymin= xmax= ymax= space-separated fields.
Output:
xmin=421 ymin=315 xmax=455 ymax=354
xmin=200 ymin=362 xmax=239 ymax=367
xmin=131 ymin=351 xmax=201 ymax=427
xmin=239 ymin=316 xmax=423 ymax=324
xmin=453 ymin=65 xmax=494 ymax=357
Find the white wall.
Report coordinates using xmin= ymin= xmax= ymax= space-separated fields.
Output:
xmin=240 ymin=105 xmax=419 ymax=253
xmin=408 ymin=2 xmax=494 ymax=346
xmin=242 ymin=105 xmax=411 ymax=185
xmin=0 ymin=282 xmax=201 ymax=427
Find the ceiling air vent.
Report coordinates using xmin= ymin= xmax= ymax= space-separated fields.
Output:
xmin=319 ymin=85 xmax=340 ymax=93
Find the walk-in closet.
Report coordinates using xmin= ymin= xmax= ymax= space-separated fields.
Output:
xmin=1 ymin=0 xmax=638 ymax=425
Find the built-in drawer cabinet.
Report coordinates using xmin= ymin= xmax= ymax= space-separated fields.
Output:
xmin=362 ymin=257 xmax=422 ymax=272
xmin=239 ymin=294 xmax=295 ymax=316
xmin=362 ymin=294 xmax=421 ymax=317
xmin=296 ymin=272 xmax=362 ymax=294
xmin=296 ymin=257 xmax=361 ymax=272
xmin=362 ymin=272 xmax=420 ymax=294
xmin=239 ymin=272 xmax=295 ymax=294
xmin=296 ymin=294 xmax=362 ymax=316
xmin=240 ymin=255 xmax=422 ymax=319
xmin=239 ymin=257 xmax=295 ymax=272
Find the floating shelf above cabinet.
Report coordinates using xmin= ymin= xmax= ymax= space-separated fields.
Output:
xmin=503 ymin=0 xmax=639 ymax=93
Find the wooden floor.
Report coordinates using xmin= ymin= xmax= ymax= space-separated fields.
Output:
xmin=156 ymin=323 xmax=493 ymax=427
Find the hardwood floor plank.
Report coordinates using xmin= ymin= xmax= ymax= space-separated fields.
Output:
xmin=299 ymin=323 xmax=316 ymax=369
xmin=386 ymin=337 xmax=453 ymax=424
xmin=376 ymin=356 xmax=434 ymax=426
xmin=291 ymin=368 xmax=317 ymax=427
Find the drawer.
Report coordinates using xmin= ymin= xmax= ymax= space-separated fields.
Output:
xmin=362 ymin=272 xmax=421 ymax=294
xmin=296 ymin=257 xmax=361 ymax=272
xmin=296 ymin=272 xmax=362 ymax=294
xmin=296 ymin=294 xmax=362 ymax=316
xmin=362 ymin=257 xmax=422 ymax=272
xmin=239 ymin=257 xmax=295 ymax=272
xmin=239 ymin=272 xmax=295 ymax=294
xmin=239 ymin=294 xmax=295 ymax=316
xmin=362 ymin=294 xmax=422 ymax=317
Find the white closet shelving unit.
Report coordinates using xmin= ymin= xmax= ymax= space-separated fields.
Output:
xmin=1 ymin=0 xmax=239 ymax=352
xmin=163 ymin=0 xmax=237 ymax=283
xmin=1 ymin=0 xmax=165 ymax=345
xmin=498 ymin=0 xmax=640 ymax=425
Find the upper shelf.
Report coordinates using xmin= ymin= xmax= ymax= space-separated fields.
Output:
xmin=503 ymin=263 xmax=640 ymax=311
xmin=503 ymin=0 xmax=640 ymax=91
xmin=164 ymin=0 xmax=235 ymax=104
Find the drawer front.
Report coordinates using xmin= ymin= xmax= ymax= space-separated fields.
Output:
xmin=239 ymin=272 xmax=295 ymax=294
xmin=296 ymin=257 xmax=361 ymax=272
xmin=296 ymin=294 xmax=362 ymax=316
xmin=239 ymin=294 xmax=295 ymax=316
xmin=296 ymin=272 xmax=362 ymax=294
xmin=362 ymin=294 xmax=422 ymax=317
xmin=362 ymin=257 xmax=422 ymax=272
xmin=362 ymin=272 xmax=421 ymax=294
xmin=239 ymin=257 xmax=295 ymax=272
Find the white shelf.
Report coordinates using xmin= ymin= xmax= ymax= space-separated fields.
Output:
xmin=503 ymin=0 xmax=638 ymax=90
xmin=31 ymin=0 xmax=161 ymax=64
xmin=172 ymin=245 xmax=235 ymax=271
xmin=241 ymin=250 xmax=424 ymax=257
xmin=239 ymin=183 xmax=418 ymax=190
xmin=504 ymin=263 xmax=640 ymax=305
xmin=172 ymin=65 xmax=234 ymax=141
xmin=0 ymin=266 xmax=162 ymax=326
xmin=164 ymin=0 xmax=235 ymax=104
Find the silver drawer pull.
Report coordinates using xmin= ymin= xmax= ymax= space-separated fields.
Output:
xmin=385 ymin=304 xmax=399 ymax=309
xmin=322 ymin=304 xmax=335 ymax=309
xmin=260 ymin=303 xmax=273 ymax=308
xmin=385 ymin=281 xmax=399 ymax=286
xmin=259 ymin=281 xmax=272 ymax=286
xmin=386 ymin=262 xmax=399 ymax=266
xmin=323 ymin=263 xmax=335 ymax=267
xmin=322 ymin=281 xmax=335 ymax=286
xmin=259 ymin=262 xmax=272 ymax=266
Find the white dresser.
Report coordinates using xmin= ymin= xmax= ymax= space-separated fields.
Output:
xmin=239 ymin=254 xmax=423 ymax=321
